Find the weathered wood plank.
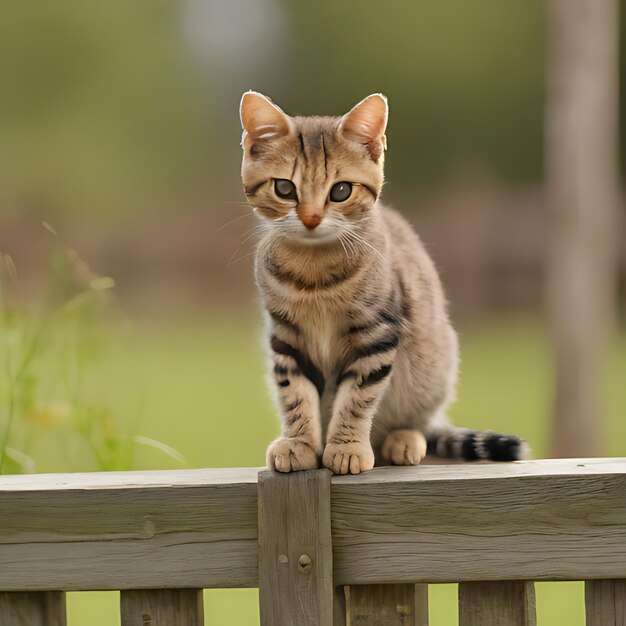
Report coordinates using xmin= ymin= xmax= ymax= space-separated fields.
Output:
xmin=415 ymin=584 xmax=429 ymax=626
xmin=0 ymin=467 xmax=260 ymax=491
xmin=334 ymin=586 xmax=347 ymax=626
xmin=585 ymin=580 xmax=626 ymax=625
xmin=349 ymin=584 xmax=416 ymax=625
xmin=331 ymin=460 xmax=626 ymax=584
xmin=0 ymin=592 xmax=66 ymax=626
xmin=1 ymin=460 xmax=626 ymax=591
xmin=120 ymin=589 xmax=203 ymax=626
xmin=258 ymin=469 xmax=333 ymax=626
xmin=334 ymin=458 xmax=626 ymax=484
xmin=459 ymin=582 xmax=536 ymax=626
xmin=0 ymin=468 xmax=258 ymax=591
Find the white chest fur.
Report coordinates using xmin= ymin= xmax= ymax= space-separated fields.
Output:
xmin=299 ymin=309 xmax=341 ymax=375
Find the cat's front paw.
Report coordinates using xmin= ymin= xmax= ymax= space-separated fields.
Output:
xmin=266 ymin=437 xmax=320 ymax=473
xmin=322 ymin=441 xmax=375 ymax=475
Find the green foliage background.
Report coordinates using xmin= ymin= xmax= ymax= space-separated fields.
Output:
xmin=0 ymin=1 xmax=624 ymax=217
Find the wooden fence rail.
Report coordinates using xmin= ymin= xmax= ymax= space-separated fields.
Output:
xmin=1 ymin=458 xmax=625 ymax=624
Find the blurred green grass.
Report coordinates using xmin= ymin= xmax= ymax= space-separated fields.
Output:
xmin=13 ymin=315 xmax=626 ymax=625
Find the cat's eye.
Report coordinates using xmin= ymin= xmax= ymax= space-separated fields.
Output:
xmin=329 ymin=182 xmax=352 ymax=203
xmin=274 ymin=179 xmax=298 ymax=201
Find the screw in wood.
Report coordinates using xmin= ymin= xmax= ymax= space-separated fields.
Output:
xmin=298 ymin=554 xmax=313 ymax=574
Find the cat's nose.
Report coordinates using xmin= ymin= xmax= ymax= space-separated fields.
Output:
xmin=297 ymin=206 xmax=323 ymax=230
xmin=301 ymin=214 xmax=321 ymax=230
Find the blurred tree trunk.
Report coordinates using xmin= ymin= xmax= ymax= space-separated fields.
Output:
xmin=545 ymin=0 xmax=620 ymax=457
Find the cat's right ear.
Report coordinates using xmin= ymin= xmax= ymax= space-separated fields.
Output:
xmin=340 ymin=94 xmax=388 ymax=162
xmin=240 ymin=91 xmax=292 ymax=147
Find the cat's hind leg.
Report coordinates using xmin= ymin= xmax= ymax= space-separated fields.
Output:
xmin=381 ymin=429 xmax=427 ymax=466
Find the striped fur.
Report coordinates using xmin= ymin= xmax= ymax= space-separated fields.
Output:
xmin=426 ymin=428 xmax=530 ymax=462
xmin=239 ymin=92 xmax=529 ymax=474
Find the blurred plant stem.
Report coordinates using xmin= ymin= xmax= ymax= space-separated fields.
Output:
xmin=0 ymin=224 xmax=186 ymax=474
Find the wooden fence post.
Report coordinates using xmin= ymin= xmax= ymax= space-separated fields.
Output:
xmin=258 ymin=469 xmax=334 ymax=626
xmin=585 ymin=580 xmax=626 ymax=625
xmin=0 ymin=592 xmax=66 ymax=626
xmin=334 ymin=586 xmax=347 ymax=626
xmin=349 ymin=583 xmax=427 ymax=625
xmin=459 ymin=581 xmax=536 ymax=626
xmin=120 ymin=589 xmax=203 ymax=626
xmin=415 ymin=584 xmax=429 ymax=626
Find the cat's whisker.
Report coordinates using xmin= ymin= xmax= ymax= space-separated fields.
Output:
xmin=345 ymin=230 xmax=385 ymax=262
xmin=337 ymin=234 xmax=350 ymax=261
xmin=227 ymin=233 xmax=264 ymax=266
xmin=343 ymin=231 xmax=360 ymax=259
xmin=227 ymin=225 xmax=267 ymax=266
xmin=238 ymin=220 xmax=268 ymax=239
xmin=215 ymin=212 xmax=254 ymax=233
xmin=227 ymin=242 xmax=250 ymax=266
xmin=339 ymin=232 xmax=358 ymax=260
xmin=238 ymin=225 xmax=265 ymax=246
xmin=227 ymin=249 xmax=258 ymax=266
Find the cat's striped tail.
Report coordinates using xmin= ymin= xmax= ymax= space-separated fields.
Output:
xmin=426 ymin=427 xmax=530 ymax=462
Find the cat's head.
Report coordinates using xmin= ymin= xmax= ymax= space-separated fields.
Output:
xmin=240 ymin=92 xmax=387 ymax=245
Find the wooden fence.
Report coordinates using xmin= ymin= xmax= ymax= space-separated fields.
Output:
xmin=1 ymin=458 xmax=625 ymax=625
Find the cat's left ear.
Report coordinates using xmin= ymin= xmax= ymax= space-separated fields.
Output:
xmin=240 ymin=91 xmax=292 ymax=142
xmin=339 ymin=94 xmax=388 ymax=162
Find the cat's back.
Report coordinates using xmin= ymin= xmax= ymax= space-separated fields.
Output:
xmin=379 ymin=205 xmax=440 ymax=277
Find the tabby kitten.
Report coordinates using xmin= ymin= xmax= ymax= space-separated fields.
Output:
xmin=239 ymin=91 xmax=528 ymax=474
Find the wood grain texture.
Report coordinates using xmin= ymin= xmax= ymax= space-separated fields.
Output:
xmin=0 ymin=592 xmax=66 ymax=626
xmin=415 ymin=584 xmax=429 ymax=626
xmin=1 ymin=460 xmax=626 ymax=592
xmin=349 ymin=584 xmax=416 ymax=625
xmin=459 ymin=582 xmax=536 ymax=626
xmin=331 ymin=459 xmax=626 ymax=584
xmin=0 ymin=468 xmax=259 ymax=591
xmin=334 ymin=587 xmax=347 ymax=626
xmin=0 ymin=467 xmax=260 ymax=491
xmin=120 ymin=589 xmax=203 ymax=626
xmin=258 ymin=469 xmax=333 ymax=626
xmin=585 ymin=580 xmax=626 ymax=625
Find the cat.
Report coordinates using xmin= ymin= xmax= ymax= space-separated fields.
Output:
xmin=239 ymin=91 xmax=529 ymax=474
